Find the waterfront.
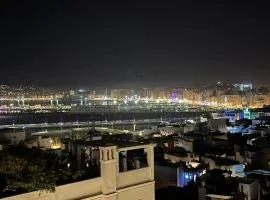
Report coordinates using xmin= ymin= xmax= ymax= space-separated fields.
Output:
xmin=0 ymin=111 xmax=203 ymax=125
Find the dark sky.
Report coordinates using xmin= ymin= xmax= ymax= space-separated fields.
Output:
xmin=1 ymin=0 xmax=270 ymax=88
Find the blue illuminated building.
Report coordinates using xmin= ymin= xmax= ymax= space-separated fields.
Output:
xmin=223 ymin=108 xmax=253 ymax=123
xmin=223 ymin=110 xmax=241 ymax=123
xmin=243 ymin=108 xmax=251 ymax=119
xmin=171 ymin=92 xmax=178 ymax=101
xmin=177 ymin=162 xmax=207 ymax=188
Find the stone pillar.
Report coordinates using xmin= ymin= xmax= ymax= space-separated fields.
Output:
xmin=100 ymin=146 xmax=117 ymax=197
xmin=146 ymin=144 xmax=155 ymax=181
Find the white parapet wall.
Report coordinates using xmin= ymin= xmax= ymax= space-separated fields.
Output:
xmin=117 ymin=167 xmax=151 ymax=189
xmin=2 ymin=178 xmax=102 ymax=200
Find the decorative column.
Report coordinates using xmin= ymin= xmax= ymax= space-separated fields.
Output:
xmin=100 ymin=146 xmax=117 ymax=200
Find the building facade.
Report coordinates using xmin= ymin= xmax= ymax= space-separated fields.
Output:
xmin=2 ymin=144 xmax=155 ymax=200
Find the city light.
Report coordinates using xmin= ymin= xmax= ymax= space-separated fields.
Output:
xmin=0 ymin=84 xmax=268 ymax=113
xmin=2 ymin=1 xmax=270 ymax=199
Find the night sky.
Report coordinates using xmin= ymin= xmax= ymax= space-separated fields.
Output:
xmin=1 ymin=1 xmax=270 ymax=88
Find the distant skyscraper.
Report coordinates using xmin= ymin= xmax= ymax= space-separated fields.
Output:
xmin=69 ymin=90 xmax=75 ymax=96
xmin=143 ymin=88 xmax=152 ymax=99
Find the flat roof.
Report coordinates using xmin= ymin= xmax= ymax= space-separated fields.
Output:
xmin=246 ymin=169 xmax=270 ymax=176
xmin=205 ymin=194 xmax=232 ymax=199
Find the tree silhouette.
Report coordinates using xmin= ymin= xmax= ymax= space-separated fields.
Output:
xmin=0 ymin=150 xmax=56 ymax=192
xmin=230 ymin=192 xmax=248 ymax=200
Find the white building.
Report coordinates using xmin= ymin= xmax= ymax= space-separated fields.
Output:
xmin=2 ymin=131 xmax=26 ymax=145
xmin=2 ymin=143 xmax=155 ymax=200
xmin=138 ymin=126 xmax=159 ymax=138
xmin=238 ymin=178 xmax=261 ymax=200
xmin=159 ymin=125 xmax=182 ymax=136
xmin=174 ymin=137 xmax=194 ymax=152
xmin=183 ymin=123 xmax=196 ymax=133
xmin=201 ymin=156 xmax=245 ymax=177
xmin=26 ymin=136 xmax=63 ymax=150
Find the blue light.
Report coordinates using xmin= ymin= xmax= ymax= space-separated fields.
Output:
xmin=185 ymin=174 xmax=189 ymax=179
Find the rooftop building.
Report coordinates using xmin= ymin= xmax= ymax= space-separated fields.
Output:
xmin=1 ymin=143 xmax=155 ymax=200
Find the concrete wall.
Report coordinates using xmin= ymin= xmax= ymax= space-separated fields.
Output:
xmin=117 ymin=167 xmax=151 ymax=189
xmin=38 ymin=137 xmax=51 ymax=149
xmin=2 ymin=180 xmax=155 ymax=200
xmin=239 ymin=180 xmax=260 ymax=200
xmin=3 ymin=132 xmax=26 ymax=144
xmin=164 ymin=153 xmax=183 ymax=163
xmin=183 ymin=124 xmax=196 ymax=133
xmin=174 ymin=138 xmax=194 ymax=152
xmin=3 ymin=178 xmax=102 ymax=200
xmin=241 ymin=183 xmax=251 ymax=200
xmin=116 ymin=182 xmax=155 ymax=200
